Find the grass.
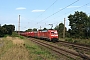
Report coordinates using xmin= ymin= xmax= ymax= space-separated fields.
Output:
xmin=0 ymin=36 xmax=59 ymax=60
xmin=0 ymin=36 xmax=76 ymax=60
xmin=0 ymin=36 xmax=30 ymax=60
xmin=24 ymin=38 xmax=58 ymax=60
xmin=0 ymin=37 xmax=13 ymax=59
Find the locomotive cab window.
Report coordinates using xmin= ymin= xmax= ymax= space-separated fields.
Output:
xmin=51 ymin=32 xmax=54 ymax=34
xmin=51 ymin=32 xmax=57 ymax=34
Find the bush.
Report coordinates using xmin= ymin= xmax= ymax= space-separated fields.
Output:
xmin=73 ymin=40 xmax=78 ymax=43
xmin=65 ymin=38 xmax=73 ymax=43
xmin=11 ymin=32 xmax=19 ymax=37
xmin=19 ymin=36 xmax=24 ymax=39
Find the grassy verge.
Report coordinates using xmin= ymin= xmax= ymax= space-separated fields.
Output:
xmin=0 ymin=36 xmax=30 ymax=60
xmin=0 ymin=36 xmax=59 ymax=60
xmin=0 ymin=37 xmax=13 ymax=59
xmin=0 ymin=35 xmax=75 ymax=60
xmin=24 ymin=38 xmax=59 ymax=60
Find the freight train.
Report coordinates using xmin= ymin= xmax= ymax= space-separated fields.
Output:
xmin=20 ymin=29 xmax=58 ymax=42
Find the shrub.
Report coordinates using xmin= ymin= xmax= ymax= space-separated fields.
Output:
xmin=19 ymin=36 xmax=24 ymax=39
xmin=73 ymin=40 xmax=78 ymax=43
xmin=65 ymin=38 xmax=73 ymax=43
xmin=11 ymin=32 xmax=19 ymax=37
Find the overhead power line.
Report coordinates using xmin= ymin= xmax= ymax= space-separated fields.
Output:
xmin=34 ymin=0 xmax=58 ymax=20
xmin=52 ymin=2 xmax=90 ymax=24
xmin=37 ymin=0 xmax=79 ymax=23
xmin=64 ymin=2 xmax=90 ymax=15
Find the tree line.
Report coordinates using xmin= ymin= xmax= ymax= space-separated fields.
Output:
xmin=0 ymin=24 xmax=15 ymax=37
xmin=55 ymin=11 xmax=90 ymax=39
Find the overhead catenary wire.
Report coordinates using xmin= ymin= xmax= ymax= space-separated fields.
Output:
xmin=34 ymin=0 xmax=58 ymax=21
xmin=40 ymin=1 xmax=90 ymax=29
xmin=51 ymin=2 xmax=90 ymax=25
xmin=64 ymin=2 xmax=90 ymax=15
xmin=35 ymin=0 xmax=80 ymax=29
xmin=27 ymin=0 xmax=79 ymax=29
xmin=36 ymin=0 xmax=79 ymax=24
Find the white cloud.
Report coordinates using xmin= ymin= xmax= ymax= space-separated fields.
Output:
xmin=16 ymin=7 xmax=26 ymax=10
xmin=67 ymin=6 xmax=80 ymax=8
xmin=31 ymin=10 xmax=45 ymax=12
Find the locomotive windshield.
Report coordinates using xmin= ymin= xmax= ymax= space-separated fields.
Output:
xmin=51 ymin=32 xmax=57 ymax=34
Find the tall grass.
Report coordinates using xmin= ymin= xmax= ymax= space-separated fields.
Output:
xmin=0 ymin=38 xmax=13 ymax=58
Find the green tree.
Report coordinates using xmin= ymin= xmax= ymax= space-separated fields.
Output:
xmin=43 ymin=28 xmax=47 ymax=30
xmin=68 ymin=11 xmax=88 ymax=38
xmin=87 ymin=16 xmax=90 ymax=38
xmin=25 ymin=28 xmax=32 ymax=32
xmin=33 ymin=28 xmax=37 ymax=31
xmin=2 ymin=24 xmax=15 ymax=35
xmin=54 ymin=23 xmax=67 ymax=38
xmin=0 ymin=27 xmax=7 ymax=37
xmin=59 ymin=23 xmax=64 ymax=38
xmin=54 ymin=25 xmax=59 ymax=31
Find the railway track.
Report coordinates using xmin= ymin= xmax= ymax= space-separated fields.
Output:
xmin=29 ymin=38 xmax=90 ymax=60
xmin=57 ymin=41 xmax=90 ymax=53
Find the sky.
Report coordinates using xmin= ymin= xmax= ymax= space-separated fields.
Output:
xmin=0 ymin=0 xmax=90 ymax=31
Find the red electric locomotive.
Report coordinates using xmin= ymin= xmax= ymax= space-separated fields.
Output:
xmin=20 ymin=29 xmax=58 ymax=42
xmin=39 ymin=30 xmax=58 ymax=42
